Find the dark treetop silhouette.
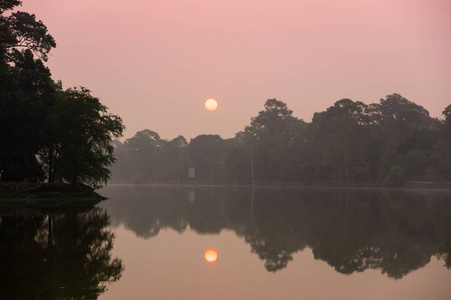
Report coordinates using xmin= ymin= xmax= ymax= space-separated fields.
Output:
xmin=110 ymin=97 xmax=450 ymax=186
xmin=0 ymin=0 xmax=124 ymax=187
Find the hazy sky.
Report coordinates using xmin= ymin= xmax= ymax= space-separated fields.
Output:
xmin=21 ymin=0 xmax=451 ymax=141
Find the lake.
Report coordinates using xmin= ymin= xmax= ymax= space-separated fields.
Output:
xmin=1 ymin=185 xmax=451 ymax=299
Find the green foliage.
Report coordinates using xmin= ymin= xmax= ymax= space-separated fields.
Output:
xmin=0 ymin=0 xmax=21 ymax=12
xmin=443 ymin=105 xmax=451 ymax=139
xmin=0 ymin=1 xmax=55 ymax=62
xmin=188 ymin=134 xmax=225 ymax=180
xmin=110 ymin=96 xmax=445 ymax=185
xmin=426 ymin=138 xmax=451 ymax=182
xmin=244 ymin=99 xmax=306 ymax=181
xmin=51 ymin=87 xmax=124 ymax=187
xmin=162 ymin=135 xmax=189 ymax=180
xmin=1 ymin=1 xmax=447 ymax=187
xmin=0 ymin=2 xmax=124 ymax=188
xmin=126 ymin=129 xmax=167 ymax=182
xmin=382 ymin=165 xmax=404 ymax=187
xmin=368 ymin=94 xmax=434 ymax=147
xmin=403 ymin=149 xmax=427 ymax=180
xmin=0 ymin=49 xmax=56 ymax=181
xmin=323 ymin=115 xmax=369 ymax=182
xmin=220 ymin=135 xmax=253 ymax=181
xmin=426 ymin=106 xmax=451 ymax=182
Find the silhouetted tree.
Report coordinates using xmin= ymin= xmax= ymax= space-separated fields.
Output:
xmin=161 ymin=135 xmax=189 ymax=180
xmin=0 ymin=48 xmax=58 ymax=181
xmin=0 ymin=0 xmax=55 ymax=63
xmin=244 ymin=99 xmax=305 ymax=181
xmin=0 ymin=1 xmax=123 ymax=187
xmin=188 ymin=134 xmax=225 ymax=180
xmin=49 ymin=87 xmax=124 ymax=187
xmin=307 ymin=99 xmax=370 ymax=182
xmin=123 ymin=129 xmax=166 ymax=182
xmin=426 ymin=105 xmax=451 ymax=182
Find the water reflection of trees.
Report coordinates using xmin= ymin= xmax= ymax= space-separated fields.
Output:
xmin=0 ymin=207 xmax=123 ymax=300
xmin=101 ymin=186 xmax=451 ymax=277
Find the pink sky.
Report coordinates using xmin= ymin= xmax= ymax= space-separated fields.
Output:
xmin=21 ymin=0 xmax=451 ymax=141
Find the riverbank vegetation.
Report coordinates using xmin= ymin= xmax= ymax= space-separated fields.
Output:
xmin=111 ymin=97 xmax=451 ymax=187
xmin=1 ymin=1 xmax=449 ymax=189
xmin=0 ymin=1 xmax=124 ymax=190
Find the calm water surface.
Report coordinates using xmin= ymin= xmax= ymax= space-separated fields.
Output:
xmin=1 ymin=185 xmax=451 ymax=299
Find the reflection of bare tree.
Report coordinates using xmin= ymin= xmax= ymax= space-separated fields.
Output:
xmin=0 ymin=207 xmax=123 ymax=300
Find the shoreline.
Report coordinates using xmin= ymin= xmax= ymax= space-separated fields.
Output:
xmin=105 ymin=180 xmax=451 ymax=190
xmin=0 ymin=182 xmax=105 ymax=200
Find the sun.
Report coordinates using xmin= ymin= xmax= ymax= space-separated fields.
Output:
xmin=204 ymin=249 xmax=218 ymax=263
xmin=205 ymin=99 xmax=218 ymax=111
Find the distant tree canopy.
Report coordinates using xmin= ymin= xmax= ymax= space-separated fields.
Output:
xmin=0 ymin=0 xmax=124 ymax=187
xmin=111 ymin=96 xmax=449 ymax=186
xmin=1 ymin=1 xmax=449 ymax=187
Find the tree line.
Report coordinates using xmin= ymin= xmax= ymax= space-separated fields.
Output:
xmin=0 ymin=0 xmax=124 ymax=187
xmin=111 ymin=96 xmax=451 ymax=186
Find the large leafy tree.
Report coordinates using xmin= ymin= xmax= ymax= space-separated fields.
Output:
xmin=308 ymin=99 xmax=370 ymax=182
xmin=161 ymin=135 xmax=189 ymax=180
xmin=244 ymin=99 xmax=305 ymax=181
xmin=368 ymin=93 xmax=434 ymax=147
xmin=0 ymin=49 xmax=56 ymax=181
xmin=323 ymin=115 xmax=368 ymax=183
xmin=0 ymin=0 xmax=55 ymax=62
xmin=110 ymin=131 xmax=191 ymax=183
xmin=1 ymin=1 xmax=124 ymax=187
xmin=123 ymin=129 xmax=167 ymax=182
xmin=426 ymin=105 xmax=451 ymax=182
xmin=220 ymin=133 xmax=254 ymax=181
xmin=368 ymin=94 xmax=437 ymax=183
xmin=0 ymin=0 xmax=56 ymax=181
xmin=50 ymin=87 xmax=124 ymax=187
xmin=188 ymin=134 xmax=225 ymax=180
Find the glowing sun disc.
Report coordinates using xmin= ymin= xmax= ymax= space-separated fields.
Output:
xmin=204 ymin=249 xmax=218 ymax=262
xmin=205 ymin=99 xmax=218 ymax=111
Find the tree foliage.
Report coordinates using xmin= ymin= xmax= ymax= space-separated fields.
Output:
xmin=0 ymin=1 xmax=124 ymax=188
xmin=50 ymin=87 xmax=124 ymax=187
xmin=0 ymin=0 xmax=55 ymax=62
xmin=110 ymin=95 xmax=447 ymax=186
xmin=426 ymin=105 xmax=451 ymax=182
